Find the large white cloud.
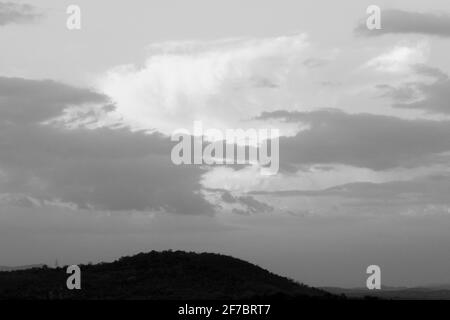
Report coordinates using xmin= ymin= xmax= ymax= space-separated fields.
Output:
xmin=97 ymin=35 xmax=310 ymax=137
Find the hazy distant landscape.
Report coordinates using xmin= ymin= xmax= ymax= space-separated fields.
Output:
xmin=0 ymin=264 xmax=45 ymax=272
xmin=323 ymin=286 xmax=450 ymax=300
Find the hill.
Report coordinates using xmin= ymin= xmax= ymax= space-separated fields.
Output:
xmin=0 ymin=251 xmax=339 ymax=300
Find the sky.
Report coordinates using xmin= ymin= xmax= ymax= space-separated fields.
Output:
xmin=1 ymin=0 xmax=450 ymax=287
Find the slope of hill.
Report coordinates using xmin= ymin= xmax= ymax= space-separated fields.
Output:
xmin=0 ymin=251 xmax=339 ymax=300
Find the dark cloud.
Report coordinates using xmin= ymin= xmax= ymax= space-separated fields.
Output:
xmin=237 ymin=195 xmax=273 ymax=214
xmin=355 ymin=9 xmax=450 ymax=37
xmin=258 ymin=109 xmax=450 ymax=170
xmin=378 ymin=65 xmax=450 ymax=115
xmin=220 ymin=191 xmax=237 ymax=203
xmin=0 ymin=2 xmax=43 ymax=26
xmin=216 ymin=190 xmax=273 ymax=214
xmin=0 ymin=77 xmax=214 ymax=214
xmin=0 ymin=77 xmax=107 ymax=124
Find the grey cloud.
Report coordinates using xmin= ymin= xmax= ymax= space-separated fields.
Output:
xmin=378 ymin=65 xmax=450 ymax=114
xmin=231 ymin=208 xmax=251 ymax=215
xmin=355 ymin=9 xmax=450 ymax=37
xmin=0 ymin=2 xmax=43 ymax=26
xmin=237 ymin=196 xmax=274 ymax=214
xmin=0 ymin=77 xmax=214 ymax=214
xmin=249 ymin=172 xmax=450 ymax=218
xmin=258 ymin=109 xmax=450 ymax=170
xmin=0 ymin=193 xmax=38 ymax=208
xmin=0 ymin=77 xmax=107 ymax=124
xmin=303 ymin=58 xmax=329 ymax=68
xmin=250 ymin=76 xmax=279 ymax=89
xmin=334 ymin=175 xmax=450 ymax=207
xmin=220 ymin=191 xmax=237 ymax=203
xmin=252 ymin=173 xmax=450 ymax=208
xmin=320 ymin=81 xmax=341 ymax=87
xmin=217 ymin=190 xmax=273 ymax=214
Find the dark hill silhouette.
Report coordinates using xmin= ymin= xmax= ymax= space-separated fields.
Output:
xmin=0 ymin=250 xmax=339 ymax=300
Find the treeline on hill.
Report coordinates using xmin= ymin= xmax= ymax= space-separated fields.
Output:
xmin=0 ymin=250 xmax=342 ymax=300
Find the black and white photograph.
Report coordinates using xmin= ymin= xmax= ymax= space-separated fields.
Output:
xmin=1 ymin=0 xmax=450 ymax=316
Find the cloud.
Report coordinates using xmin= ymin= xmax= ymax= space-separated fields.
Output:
xmin=378 ymin=65 xmax=450 ymax=114
xmin=97 ymin=35 xmax=309 ymax=136
xmin=202 ymin=162 xmax=442 ymax=196
xmin=356 ymin=9 xmax=450 ymax=37
xmin=245 ymin=170 xmax=450 ymax=218
xmin=365 ymin=42 xmax=429 ymax=74
xmin=0 ymin=2 xmax=43 ymax=26
xmin=0 ymin=77 xmax=107 ymax=124
xmin=221 ymin=190 xmax=273 ymax=214
xmin=332 ymin=174 xmax=450 ymax=208
xmin=258 ymin=109 xmax=450 ymax=170
xmin=0 ymin=77 xmax=213 ymax=214
xmin=251 ymin=172 xmax=450 ymax=200
xmin=251 ymin=173 xmax=450 ymax=214
xmin=303 ymin=58 xmax=329 ymax=68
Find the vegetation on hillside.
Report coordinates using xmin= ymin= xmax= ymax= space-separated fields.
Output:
xmin=0 ymin=250 xmax=340 ymax=300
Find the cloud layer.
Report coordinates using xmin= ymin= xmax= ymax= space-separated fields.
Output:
xmin=378 ymin=65 xmax=450 ymax=115
xmin=0 ymin=2 xmax=42 ymax=26
xmin=356 ymin=9 xmax=450 ymax=37
xmin=0 ymin=77 xmax=213 ymax=214
xmin=259 ymin=109 xmax=450 ymax=171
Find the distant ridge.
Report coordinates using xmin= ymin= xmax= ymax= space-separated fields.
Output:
xmin=322 ymin=286 xmax=450 ymax=300
xmin=0 ymin=251 xmax=339 ymax=300
xmin=0 ymin=264 xmax=45 ymax=272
